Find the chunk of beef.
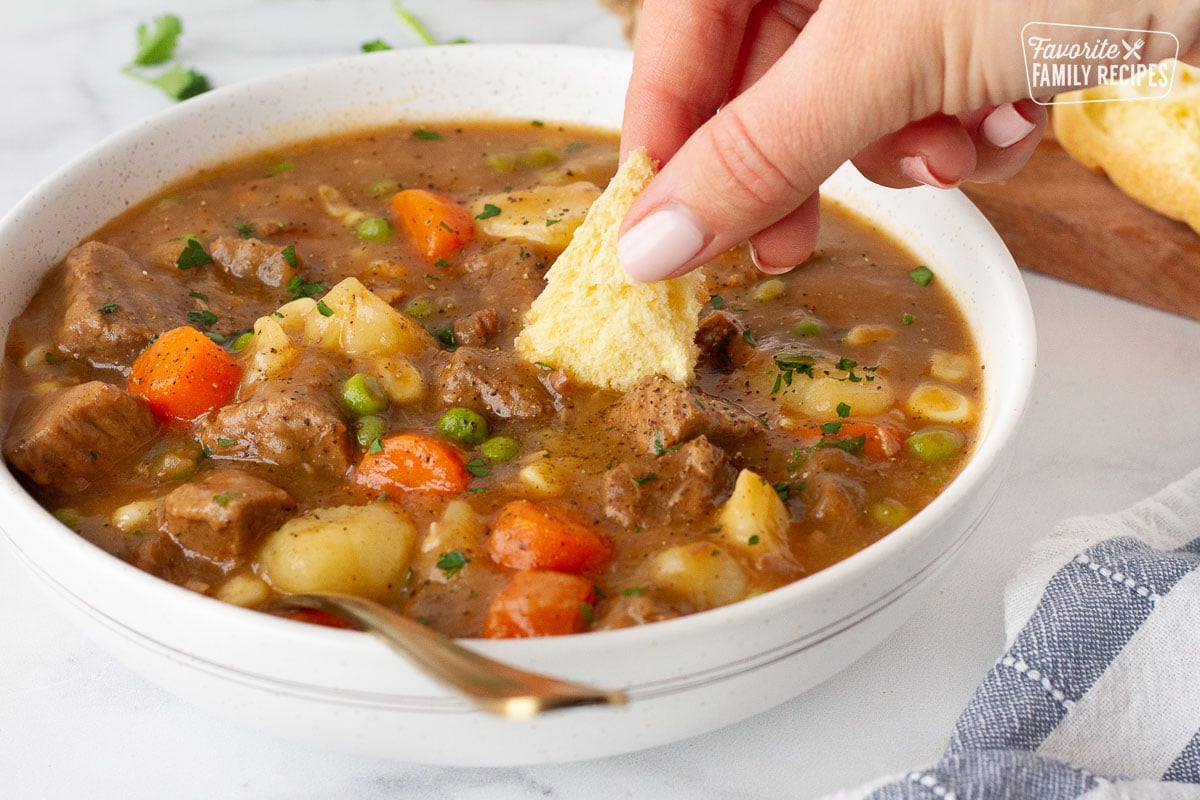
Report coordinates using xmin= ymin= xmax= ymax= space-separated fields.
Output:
xmin=4 ymin=381 xmax=157 ymax=494
xmin=452 ymin=308 xmax=499 ymax=347
xmin=603 ymin=374 xmax=760 ymax=453
xmin=56 ymin=242 xmax=193 ymax=367
xmin=603 ymin=436 xmax=737 ymax=528
xmin=130 ymin=530 xmax=189 ymax=581
xmin=462 ymin=243 xmax=548 ymax=337
xmin=200 ymin=356 xmax=353 ymax=481
xmin=695 ymin=310 xmax=756 ymax=371
xmin=594 ymin=592 xmax=682 ymax=630
xmin=209 ymin=236 xmax=295 ymax=288
xmin=435 ymin=346 xmax=554 ymax=420
xmin=162 ymin=469 xmax=295 ymax=565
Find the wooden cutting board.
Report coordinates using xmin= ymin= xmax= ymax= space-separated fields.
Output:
xmin=960 ymin=137 xmax=1200 ymax=322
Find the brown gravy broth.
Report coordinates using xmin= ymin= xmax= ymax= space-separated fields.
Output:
xmin=1 ymin=122 xmax=982 ymax=637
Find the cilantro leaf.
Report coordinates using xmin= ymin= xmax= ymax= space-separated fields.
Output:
xmin=436 ymin=550 xmax=469 ymax=578
xmin=176 ymin=238 xmax=213 ymax=269
xmin=361 ymin=39 xmax=393 ymax=53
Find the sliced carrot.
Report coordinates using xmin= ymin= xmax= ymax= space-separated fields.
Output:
xmin=388 ymin=189 xmax=476 ymax=261
xmin=485 ymin=499 xmax=613 ymax=573
xmin=482 ymin=570 xmax=597 ymax=639
xmin=127 ymin=326 xmax=241 ymax=422
xmin=792 ymin=421 xmax=907 ymax=461
xmin=354 ymin=433 xmax=469 ymax=496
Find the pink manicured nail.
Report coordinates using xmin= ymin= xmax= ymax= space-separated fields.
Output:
xmin=980 ymin=102 xmax=1036 ymax=149
xmin=897 ymin=156 xmax=959 ymax=189
xmin=748 ymin=242 xmax=794 ymax=275
xmin=618 ymin=204 xmax=710 ymax=282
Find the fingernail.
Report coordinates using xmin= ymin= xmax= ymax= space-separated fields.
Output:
xmin=980 ymin=102 xmax=1036 ymax=149
xmin=748 ymin=242 xmax=795 ymax=275
xmin=619 ymin=204 xmax=710 ymax=281
xmin=897 ymin=156 xmax=959 ymax=189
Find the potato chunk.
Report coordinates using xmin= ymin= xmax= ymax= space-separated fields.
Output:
xmin=303 ymin=277 xmax=436 ymax=358
xmin=714 ymin=469 xmax=789 ymax=556
xmin=471 ymin=182 xmax=601 ymax=250
xmin=255 ymin=502 xmax=417 ymax=602
xmin=646 ymin=542 xmax=748 ymax=610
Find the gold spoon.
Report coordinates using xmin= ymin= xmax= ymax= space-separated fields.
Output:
xmin=267 ymin=592 xmax=627 ymax=717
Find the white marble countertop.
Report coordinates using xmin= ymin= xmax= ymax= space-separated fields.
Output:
xmin=2 ymin=2 xmax=1199 ymax=798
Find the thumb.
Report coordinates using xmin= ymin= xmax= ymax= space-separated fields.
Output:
xmin=617 ymin=2 xmax=941 ymax=281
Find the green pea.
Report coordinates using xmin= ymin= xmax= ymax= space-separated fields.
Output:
xmin=905 ymin=427 xmax=964 ymax=463
xmin=231 ymin=331 xmax=254 ymax=352
xmin=751 ymin=278 xmax=786 ymax=303
xmin=868 ymin=499 xmax=912 ymax=528
xmin=480 ymin=435 xmax=521 ymax=463
xmin=486 ymin=153 xmax=516 ymax=173
xmin=52 ymin=508 xmax=82 ymax=529
xmin=341 ymin=373 xmax=389 ymax=417
xmin=148 ymin=445 xmax=202 ymax=482
xmin=355 ymin=414 xmax=389 ymax=448
xmin=435 ymin=407 xmax=489 ymax=445
xmin=517 ymin=146 xmax=561 ymax=169
xmin=404 ymin=297 xmax=435 ymax=319
xmin=369 ymin=178 xmax=399 ymax=197
xmin=791 ymin=317 xmax=825 ymax=337
xmin=356 ymin=217 xmax=393 ymax=242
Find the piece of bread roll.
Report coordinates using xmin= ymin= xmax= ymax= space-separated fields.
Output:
xmin=515 ymin=148 xmax=707 ymax=392
xmin=1053 ymin=59 xmax=1200 ymax=232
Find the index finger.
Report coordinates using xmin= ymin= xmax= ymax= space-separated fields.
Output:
xmin=620 ymin=0 xmax=754 ymax=162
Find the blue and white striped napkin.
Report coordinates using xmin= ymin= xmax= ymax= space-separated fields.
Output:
xmin=827 ymin=467 xmax=1200 ymax=800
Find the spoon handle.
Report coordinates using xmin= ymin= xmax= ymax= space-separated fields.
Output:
xmin=268 ymin=593 xmax=626 ymax=717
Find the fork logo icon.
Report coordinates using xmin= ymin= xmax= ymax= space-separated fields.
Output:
xmin=1123 ymin=38 xmax=1145 ymax=61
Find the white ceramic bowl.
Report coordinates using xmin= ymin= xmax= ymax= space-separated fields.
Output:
xmin=0 ymin=45 xmax=1035 ymax=766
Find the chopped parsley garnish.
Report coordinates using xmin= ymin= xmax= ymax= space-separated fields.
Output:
xmin=280 ymin=245 xmax=298 ymax=268
xmin=176 ymin=238 xmax=213 ymax=269
xmin=212 ymin=491 xmax=237 ymax=507
xmin=216 ymin=437 xmax=237 ymax=447
xmin=531 ymin=120 xmax=545 ymax=127
xmin=436 ymin=550 xmax=469 ymax=578
xmin=188 ymin=291 xmax=209 ymax=302
xmin=433 ymin=324 xmax=457 ymax=349
xmin=748 ymin=534 xmax=761 ymax=545
xmin=413 ymin=128 xmax=442 ymax=141
xmin=123 ymin=14 xmax=212 ymax=101
xmin=771 ymin=481 xmax=801 ymax=502
xmin=286 ymin=275 xmax=325 ymax=299
xmin=434 ymin=258 xmax=450 ymax=268
xmin=632 ymin=473 xmax=656 ymax=485
xmin=234 ymin=223 xmax=254 ymax=238
xmin=819 ymin=421 xmax=843 ymax=435
xmin=131 ymin=14 xmax=182 ymax=66
xmin=909 ymin=266 xmax=934 ymax=286
xmin=98 ymin=303 xmax=120 ymax=314
xmin=710 ymin=294 xmax=726 ymax=310
xmin=741 ymin=328 xmax=758 ymax=347
xmin=579 ymin=601 xmax=595 ymax=625
xmin=835 ymin=357 xmax=878 ymax=383
xmin=652 ymin=430 xmax=680 ymax=457
xmin=545 ymin=218 xmax=560 ymax=226
xmin=368 ymin=437 xmax=384 ymax=455
xmin=902 ymin=312 xmax=915 ymax=325
xmin=186 ymin=309 xmax=219 ymax=328
xmin=475 ymin=203 xmax=501 ymax=220
xmin=267 ymin=161 xmax=295 ymax=176
xmin=392 ymin=1 xmax=467 ymax=45
xmin=315 ymin=300 xmax=334 ymax=317
xmin=836 ymin=402 xmax=851 ymax=418
xmin=465 ymin=458 xmax=489 ymax=478
xmin=361 ymin=38 xmax=392 ymax=52
xmin=771 ymin=354 xmax=816 ymax=394
xmin=44 ymin=351 xmax=62 ymax=365
xmin=620 ymin=586 xmax=647 ymax=596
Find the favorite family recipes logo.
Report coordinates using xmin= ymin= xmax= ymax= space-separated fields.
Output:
xmin=1022 ymin=22 xmax=1179 ymax=103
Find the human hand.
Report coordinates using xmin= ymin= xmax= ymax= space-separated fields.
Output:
xmin=617 ymin=0 xmax=1199 ymax=281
